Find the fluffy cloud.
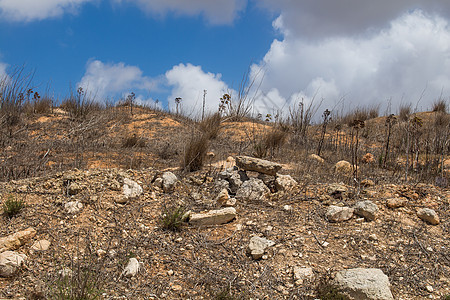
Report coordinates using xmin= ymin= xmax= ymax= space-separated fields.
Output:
xmin=250 ymin=10 xmax=450 ymax=116
xmin=78 ymin=59 xmax=158 ymax=102
xmin=258 ymin=0 xmax=450 ymax=38
xmin=112 ymin=0 xmax=246 ymax=24
xmin=165 ymin=63 xmax=231 ymax=117
xmin=0 ymin=0 xmax=94 ymax=22
xmin=0 ymin=61 xmax=7 ymax=78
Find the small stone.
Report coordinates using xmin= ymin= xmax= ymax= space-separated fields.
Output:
xmin=64 ymin=201 xmax=83 ymax=214
xmin=162 ymin=172 xmax=178 ymax=193
xmin=121 ymin=178 xmax=143 ymax=202
xmin=293 ymin=267 xmax=314 ymax=285
xmin=167 ymin=270 xmax=174 ymax=276
xmin=283 ymin=205 xmax=292 ymax=211
xmin=31 ymin=240 xmax=51 ymax=251
xmin=417 ymin=208 xmax=440 ymax=225
xmin=235 ymin=178 xmax=270 ymax=202
xmin=172 ymin=284 xmax=182 ymax=291
xmin=275 ymin=174 xmax=297 ymax=191
xmin=247 ymin=236 xmax=275 ymax=260
xmin=386 ymin=198 xmax=407 ymax=208
xmin=333 ymin=160 xmax=353 ymax=175
xmin=0 ymin=251 xmax=27 ymax=277
xmin=326 ymin=206 xmax=354 ymax=222
xmin=426 ymin=285 xmax=433 ymax=293
xmin=123 ymin=258 xmax=140 ymax=278
xmin=308 ymin=154 xmax=324 ymax=164
xmin=360 ymin=179 xmax=375 ymax=187
xmin=354 ymin=200 xmax=378 ymax=221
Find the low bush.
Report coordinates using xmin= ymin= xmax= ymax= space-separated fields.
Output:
xmin=2 ymin=194 xmax=25 ymax=217
xmin=181 ymin=133 xmax=209 ymax=172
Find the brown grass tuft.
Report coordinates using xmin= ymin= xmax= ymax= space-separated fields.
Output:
xmin=182 ymin=133 xmax=209 ymax=172
xmin=199 ymin=112 xmax=222 ymax=140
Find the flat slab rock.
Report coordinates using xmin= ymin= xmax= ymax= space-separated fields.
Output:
xmin=189 ymin=207 xmax=236 ymax=226
xmin=326 ymin=205 xmax=354 ymax=222
xmin=235 ymin=156 xmax=282 ymax=176
xmin=331 ymin=268 xmax=394 ymax=300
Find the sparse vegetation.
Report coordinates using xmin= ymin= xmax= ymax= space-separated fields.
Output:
xmin=160 ymin=205 xmax=187 ymax=232
xmin=432 ymin=99 xmax=448 ymax=113
xmin=181 ymin=133 xmax=209 ymax=172
xmin=2 ymin=194 xmax=25 ymax=217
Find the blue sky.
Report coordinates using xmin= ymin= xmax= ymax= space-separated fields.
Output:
xmin=1 ymin=0 xmax=450 ymax=117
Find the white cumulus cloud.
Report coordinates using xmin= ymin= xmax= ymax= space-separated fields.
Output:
xmin=165 ymin=63 xmax=231 ymax=117
xmin=250 ymin=10 xmax=450 ymax=116
xmin=78 ymin=59 xmax=158 ymax=102
xmin=0 ymin=0 xmax=95 ymax=22
xmin=113 ymin=0 xmax=246 ymax=24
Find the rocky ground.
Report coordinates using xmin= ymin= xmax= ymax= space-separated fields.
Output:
xmin=0 ymin=107 xmax=449 ymax=299
xmin=0 ymin=155 xmax=449 ymax=299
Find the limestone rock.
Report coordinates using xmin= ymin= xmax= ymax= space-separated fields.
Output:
xmin=123 ymin=257 xmax=140 ymax=278
xmin=328 ymin=183 xmax=347 ymax=199
xmin=31 ymin=240 xmax=51 ymax=251
xmin=162 ymin=172 xmax=178 ymax=193
xmin=417 ymin=208 xmax=440 ymax=225
xmin=189 ymin=207 xmax=236 ymax=226
xmin=308 ymin=154 xmax=325 ymax=164
xmin=235 ymin=156 xmax=282 ymax=176
xmin=218 ymin=168 xmax=246 ymax=194
xmin=0 ymin=251 xmax=27 ymax=277
xmin=386 ymin=198 xmax=407 ymax=209
xmin=331 ymin=268 xmax=394 ymax=300
xmin=120 ymin=178 xmax=143 ymax=203
xmin=354 ymin=200 xmax=378 ymax=221
xmin=333 ymin=160 xmax=353 ymax=174
xmin=235 ymin=178 xmax=270 ymax=202
xmin=326 ymin=206 xmax=354 ymax=222
xmin=361 ymin=179 xmax=375 ymax=187
xmin=215 ymin=189 xmax=235 ymax=207
xmin=247 ymin=236 xmax=275 ymax=259
xmin=275 ymin=174 xmax=297 ymax=192
xmin=0 ymin=227 xmax=36 ymax=253
xmin=293 ymin=266 xmax=314 ymax=285
xmin=362 ymin=153 xmax=375 ymax=164
xmin=64 ymin=201 xmax=83 ymax=214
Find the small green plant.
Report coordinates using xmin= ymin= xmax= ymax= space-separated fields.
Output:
xmin=2 ymin=194 xmax=25 ymax=217
xmin=160 ymin=205 xmax=187 ymax=232
xmin=52 ymin=268 xmax=102 ymax=300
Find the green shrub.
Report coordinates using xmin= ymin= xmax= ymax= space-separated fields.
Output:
xmin=2 ymin=194 xmax=25 ymax=217
xmin=160 ymin=205 xmax=187 ymax=232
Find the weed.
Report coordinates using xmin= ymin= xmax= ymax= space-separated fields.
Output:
xmin=2 ymin=194 xmax=25 ymax=217
xmin=398 ymin=103 xmax=411 ymax=122
xmin=432 ymin=99 xmax=448 ymax=113
xmin=182 ymin=133 xmax=209 ymax=172
xmin=160 ymin=205 xmax=187 ymax=232
xmin=199 ymin=112 xmax=222 ymax=140
xmin=60 ymin=87 xmax=102 ymax=119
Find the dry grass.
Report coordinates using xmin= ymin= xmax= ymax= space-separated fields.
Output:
xmin=181 ymin=133 xmax=209 ymax=172
xmin=199 ymin=112 xmax=222 ymax=140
